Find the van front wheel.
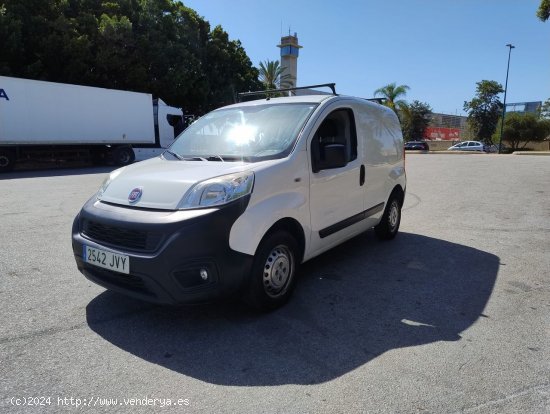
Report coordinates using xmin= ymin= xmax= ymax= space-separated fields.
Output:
xmin=244 ymin=231 xmax=299 ymax=311
xmin=375 ymin=195 xmax=401 ymax=240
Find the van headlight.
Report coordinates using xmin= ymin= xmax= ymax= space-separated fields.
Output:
xmin=178 ymin=171 xmax=254 ymax=209
xmin=97 ymin=167 xmax=125 ymax=199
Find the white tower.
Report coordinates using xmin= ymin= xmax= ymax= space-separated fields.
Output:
xmin=277 ymin=32 xmax=302 ymax=88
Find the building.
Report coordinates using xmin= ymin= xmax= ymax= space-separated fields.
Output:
xmin=277 ymin=33 xmax=302 ymax=89
xmin=506 ymin=101 xmax=542 ymax=114
xmin=424 ymin=101 xmax=543 ymax=141
xmin=424 ymin=113 xmax=468 ymax=141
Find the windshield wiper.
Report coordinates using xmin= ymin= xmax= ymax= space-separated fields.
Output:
xmin=166 ymin=153 xmax=207 ymax=161
xmin=163 ymin=149 xmax=184 ymax=160
xmin=166 ymin=152 xmax=244 ymax=162
xmin=184 ymin=155 xmax=225 ymax=162
xmin=206 ymin=155 xmax=225 ymax=162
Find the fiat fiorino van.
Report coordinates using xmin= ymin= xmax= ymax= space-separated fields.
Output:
xmin=72 ymin=86 xmax=406 ymax=310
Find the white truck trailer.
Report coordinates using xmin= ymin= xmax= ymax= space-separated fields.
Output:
xmin=0 ymin=76 xmax=184 ymax=172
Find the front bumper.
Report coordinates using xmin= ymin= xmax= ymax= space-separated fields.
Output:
xmin=72 ymin=196 xmax=253 ymax=305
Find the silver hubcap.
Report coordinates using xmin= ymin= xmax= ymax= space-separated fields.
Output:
xmin=263 ymin=245 xmax=293 ymax=298
xmin=389 ymin=201 xmax=399 ymax=231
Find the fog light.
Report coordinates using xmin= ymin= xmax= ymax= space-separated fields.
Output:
xmin=200 ymin=269 xmax=208 ymax=281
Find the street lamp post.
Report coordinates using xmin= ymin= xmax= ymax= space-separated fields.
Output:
xmin=498 ymin=43 xmax=515 ymax=154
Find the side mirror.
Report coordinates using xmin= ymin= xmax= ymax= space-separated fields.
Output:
xmin=312 ymin=143 xmax=347 ymax=172
xmin=323 ymin=144 xmax=347 ymax=168
xmin=311 ymin=140 xmax=348 ymax=173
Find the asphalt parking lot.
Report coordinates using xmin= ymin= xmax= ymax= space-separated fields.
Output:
xmin=0 ymin=154 xmax=549 ymax=413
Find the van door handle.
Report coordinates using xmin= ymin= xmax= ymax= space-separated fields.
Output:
xmin=360 ymin=165 xmax=365 ymax=186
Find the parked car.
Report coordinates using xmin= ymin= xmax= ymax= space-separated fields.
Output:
xmin=71 ymin=86 xmax=406 ymax=311
xmin=483 ymin=144 xmax=512 ymax=153
xmin=448 ymin=141 xmax=485 ymax=152
xmin=404 ymin=141 xmax=429 ymax=151
xmin=483 ymin=144 xmax=498 ymax=153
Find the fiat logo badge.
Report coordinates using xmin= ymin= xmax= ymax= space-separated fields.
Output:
xmin=128 ymin=187 xmax=143 ymax=203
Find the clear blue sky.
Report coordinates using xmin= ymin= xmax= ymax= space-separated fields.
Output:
xmin=183 ymin=0 xmax=549 ymax=115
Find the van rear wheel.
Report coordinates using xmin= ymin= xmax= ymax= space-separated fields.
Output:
xmin=0 ymin=149 xmax=16 ymax=173
xmin=375 ymin=195 xmax=401 ymax=240
xmin=244 ymin=230 xmax=299 ymax=311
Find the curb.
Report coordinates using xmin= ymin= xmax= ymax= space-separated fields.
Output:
xmin=512 ymin=151 xmax=550 ymax=156
xmin=405 ymin=150 xmax=488 ymax=155
xmin=405 ymin=151 xmax=550 ymax=156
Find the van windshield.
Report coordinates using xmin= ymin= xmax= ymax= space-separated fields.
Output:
xmin=168 ymin=103 xmax=317 ymax=162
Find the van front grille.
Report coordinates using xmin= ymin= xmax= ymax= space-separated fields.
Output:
xmin=81 ymin=219 xmax=162 ymax=251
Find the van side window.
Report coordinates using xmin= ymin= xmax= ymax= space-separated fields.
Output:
xmin=311 ymin=109 xmax=357 ymax=173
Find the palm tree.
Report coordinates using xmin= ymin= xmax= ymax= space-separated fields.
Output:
xmin=374 ymin=83 xmax=410 ymax=113
xmin=258 ymin=60 xmax=292 ymax=90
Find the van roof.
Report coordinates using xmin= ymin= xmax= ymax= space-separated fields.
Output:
xmin=220 ymin=94 xmax=389 ymax=111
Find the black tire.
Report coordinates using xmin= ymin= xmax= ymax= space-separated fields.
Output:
xmin=90 ymin=148 xmax=106 ymax=165
xmin=112 ymin=146 xmax=135 ymax=166
xmin=0 ymin=149 xmax=16 ymax=173
xmin=244 ymin=230 xmax=300 ymax=311
xmin=375 ymin=193 xmax=402 ymax=240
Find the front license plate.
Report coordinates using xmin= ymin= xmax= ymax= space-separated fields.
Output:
xmin=83 ymin=245 xmax=130 ymax=274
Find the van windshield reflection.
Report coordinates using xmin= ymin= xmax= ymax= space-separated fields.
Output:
xmin=167 ymin=103 xmax=317 ymax=162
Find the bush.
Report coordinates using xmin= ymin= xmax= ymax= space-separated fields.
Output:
xmin=492 ymin=113 xmax=550 ymax=151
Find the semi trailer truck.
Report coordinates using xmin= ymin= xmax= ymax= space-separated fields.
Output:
xmin=0 ymin=76 xmax=184 ymax=172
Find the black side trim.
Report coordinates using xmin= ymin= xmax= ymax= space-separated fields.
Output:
xmin=319 ymin=202 xmax=385 ymax=239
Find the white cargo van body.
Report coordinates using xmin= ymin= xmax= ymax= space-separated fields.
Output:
xmin=0 ymin=76 xmax=182 ymax=170
xmin=71 ymin=92 xmax=406 ymax=311
xmin=228 ymin=97 xmax=405 ymax=261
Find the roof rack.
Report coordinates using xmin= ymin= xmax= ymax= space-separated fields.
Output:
xmin=237 ymin=83 xmax=337 ymax=101
xmin=366 ymin=98 xmax=387 ymax=104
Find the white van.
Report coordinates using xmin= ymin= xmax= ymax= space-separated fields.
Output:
xmin=72 ymin=88 xmax=406 ymax=310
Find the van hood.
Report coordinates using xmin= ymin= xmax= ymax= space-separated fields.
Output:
xmin=98 ymin=157 xmax=253 ymax=210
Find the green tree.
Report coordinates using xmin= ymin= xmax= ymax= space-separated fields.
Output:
xmin=492 ymin=113 xmax=550 ymax=150
xmin=0 ymin=0 xmax=260 ymax=114
xmin=205 ymin=26 xmax=261 ymax=109
xmin=399 ymin=101 xmax=433 ymax=141
xmin=0 ymin=3 xmax=24 ymax=75
xmin=373 ymin=83 xmax=410 ymax=114
xmin=258 ymin=59 xmax=291 ymax=90
xmin=537 ymin=0 xmax=550 ymax=21
xmin=463 ymin=80 xmax=504 ymax=144
xmin=124 ymin=0 xmax=212 ymax=113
